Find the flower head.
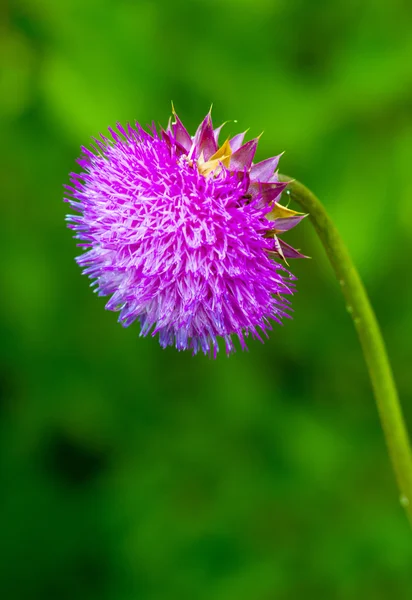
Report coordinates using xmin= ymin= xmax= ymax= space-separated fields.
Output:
xmin=65 ymin=109 xmax=306 ymax=356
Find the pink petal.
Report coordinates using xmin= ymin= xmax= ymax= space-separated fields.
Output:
xmin=249 ymin=181 xmax=288 ymax=203
xmin=171 ymin=112 xmax=192 ymax=152
xmin=230 ymin=139 xmax=258 ymax=171
xmin=230 ymin=131 xmax=247 ymax=152
xmin=278 ymin=239 xmax=309 ymax=259
xmin=250 ymin=155 xmax=282 ymax=183
xmin=269 ymin=214 xmax=307 ymax=232
xmin=193 ymin=114 xmax=218 ymax=160
xmin=213 ymin=123 xmax=226 ymax=144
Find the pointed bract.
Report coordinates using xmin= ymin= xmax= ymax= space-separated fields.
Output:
xmin=171 ymin=110 xmax=192 ymax=152
xmin=230 ymin=139 xmax=259 ymax=171
xmin=213 ymin=122 xmax=227 ymax=144
xmin=250 ymin=155 xmax=282 ymax=183
xmin=192 ymin=113 xmax=218 ymax=160
xmin=267 ymin=202 xmax=304 ymax=220
xmin=270 ymin=238 xmax=308 ymax=260
xmin=249 ymin=181 xmax=288 ymax=204
xmin=230 ymin=131 xmax=247 ymax=152
xmin=267 ymin=214 xmax=307 ymax=233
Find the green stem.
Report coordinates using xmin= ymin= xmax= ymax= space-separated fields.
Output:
xmin=279 ymin=174 xmax=412 ymax=526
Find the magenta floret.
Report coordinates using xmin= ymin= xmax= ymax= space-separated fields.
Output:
xmin=65 ymin=111 xmax=305 ymax=356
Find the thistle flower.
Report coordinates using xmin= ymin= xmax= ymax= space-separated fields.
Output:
xmin=65 ymin=109 xmax=306 ymax=356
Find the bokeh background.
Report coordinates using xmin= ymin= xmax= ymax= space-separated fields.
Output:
xmin=2 ymin=0 xmax=412 ymax=598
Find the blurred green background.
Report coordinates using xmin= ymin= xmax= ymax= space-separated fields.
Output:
xmin=2 ymin=0 xmax=412 ymax=598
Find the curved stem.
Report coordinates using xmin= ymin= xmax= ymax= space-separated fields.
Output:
xmin=279 ymin=174 xmax=412 ymax=526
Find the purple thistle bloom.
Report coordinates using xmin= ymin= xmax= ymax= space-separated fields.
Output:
xmin=65 ymin=109 xmax=306 ymax=356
